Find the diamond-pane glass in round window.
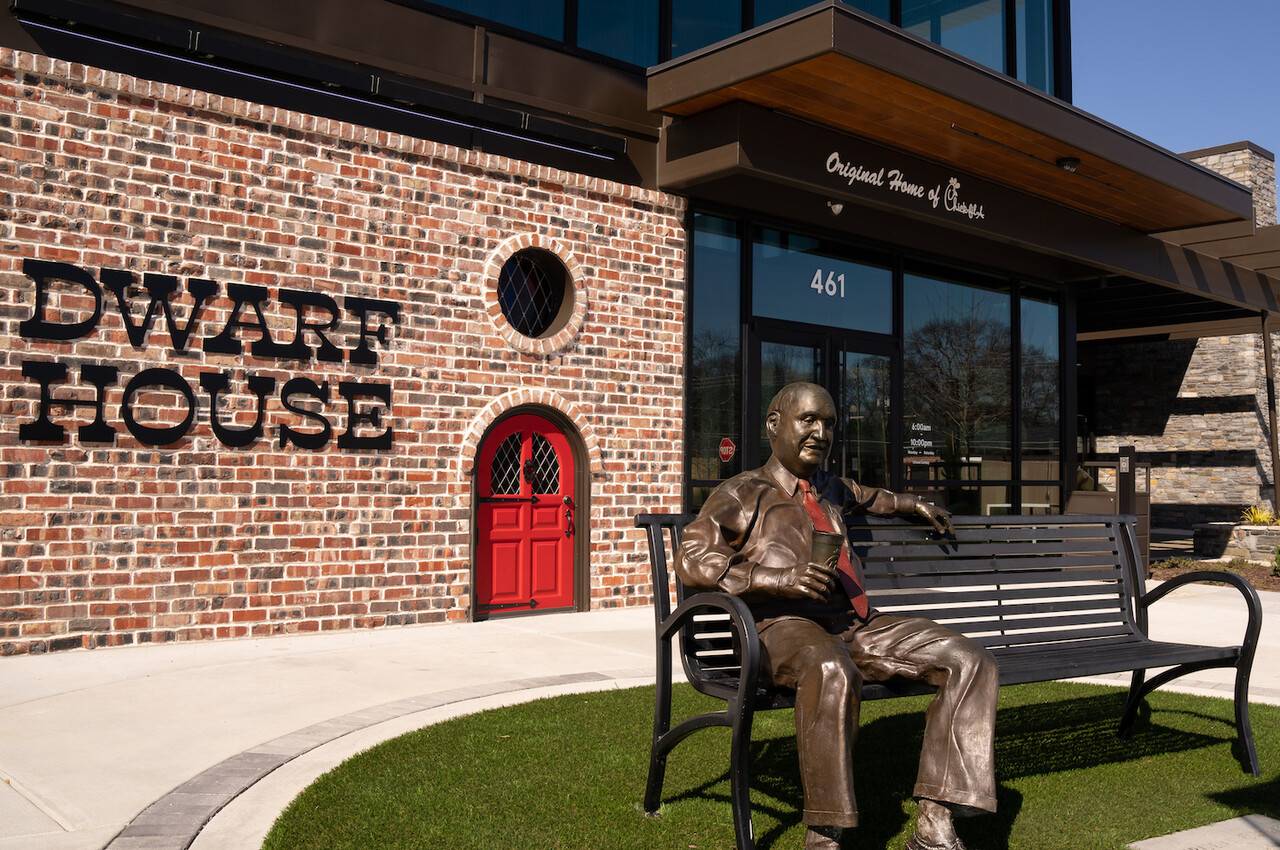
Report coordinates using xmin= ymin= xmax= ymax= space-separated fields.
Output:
xmin=498 ymin=249 xmax=569 ymax=338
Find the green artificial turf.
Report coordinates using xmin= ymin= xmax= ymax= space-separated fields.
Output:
xmin=263 ymin=681 xmax=1279 ymax=850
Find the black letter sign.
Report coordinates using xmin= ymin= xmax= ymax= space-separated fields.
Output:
xmin=121 ymin=368 xmax=196 ymax=446
xmin=279 ymin=378 xmax=332 ymax=450
xmin=19 ymin=361 xmax=118 ymax=443
xmin=199 ymin=371 xmax=276 ymax=448
xmin=337 ymin=381 xmax=393 ymax=450
xmin=345 ymin=296 xmax=400 ymax=366
xmin=101 ymin=268 xmax=216 ymax=351
xmin=19 ymin=259 xmax=103 ymax=341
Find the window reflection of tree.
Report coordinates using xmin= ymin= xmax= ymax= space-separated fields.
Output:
xmin=758 ymin=342 xmax=821 ymax=461
xmin=690 ymin=327 xmax=739 ymax=480
xmin=904 ymin=290 xmax=1011 ymax=483
xmin=1021 ymin=338 xmax=1059 ymax=458
xmin=843 ymin=355 xmax=891 ymax=488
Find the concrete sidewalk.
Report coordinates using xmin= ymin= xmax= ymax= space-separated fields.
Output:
xmin=2 ymin=582 xmax=1277 ymax=850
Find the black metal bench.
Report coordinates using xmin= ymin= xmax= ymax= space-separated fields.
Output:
xmin=636 ymin=512 xmax=1262 ymax=850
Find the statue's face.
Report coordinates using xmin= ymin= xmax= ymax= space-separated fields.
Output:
xmin=766 ymin=384 xmax=836 ymax=478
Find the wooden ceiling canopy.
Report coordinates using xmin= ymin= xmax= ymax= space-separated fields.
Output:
xmin=647 ymin=1 xmax=1252 ymax=235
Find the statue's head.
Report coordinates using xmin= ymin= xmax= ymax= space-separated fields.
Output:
xmin=765 ymin=381 xmax=836 ymax=479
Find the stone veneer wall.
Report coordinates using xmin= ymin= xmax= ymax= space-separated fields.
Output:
xmin=1190 ymin=143 xmax=1277 ymax=226
xmin=1085 ymin=143 xmax=1278 ymax=528
xmin=0 ymin=49 xmax=686 ymax=654
xmin=1084 ymin=335 xmax=1273 ymax=527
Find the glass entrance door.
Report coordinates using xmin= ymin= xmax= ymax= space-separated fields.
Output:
xmin=839 ymin=350 xmax=892 ymax=489
xmin=758 ymin=338 xmax=824 ymax=468
xmin=751 ymin=324 xmax=895 ymax=489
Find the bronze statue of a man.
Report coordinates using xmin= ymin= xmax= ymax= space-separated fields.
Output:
xmin=677 ymin=382 xmax=997 ymax=850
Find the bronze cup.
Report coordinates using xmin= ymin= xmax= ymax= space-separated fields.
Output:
xmin=810 ymin=530 xmax=845 ymax=566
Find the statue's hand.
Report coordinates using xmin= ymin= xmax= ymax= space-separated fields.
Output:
xmin=752 ymin=559 xmax=838 ymax=601
xmin=916 ymin=501 xmax=954 ymax=536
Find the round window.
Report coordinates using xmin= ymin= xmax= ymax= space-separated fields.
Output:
xmin=497 ymin=248 xmax=572 ymax=339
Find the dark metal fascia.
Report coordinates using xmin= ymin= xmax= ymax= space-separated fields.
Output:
xmin=13 ymin=0 xmax=631 ymax=157
xmin=1178 ymin=226 xmax=1280 ymax=261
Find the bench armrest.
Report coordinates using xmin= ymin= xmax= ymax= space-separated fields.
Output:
xmin=1139 ymin=570 xmax=1262 ymax=654
xmin=658 ymin=591 xmax=762 ymax=705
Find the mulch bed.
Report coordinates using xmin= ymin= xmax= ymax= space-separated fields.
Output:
xmin=1149 ymin=556 xmax=1280 ymax=592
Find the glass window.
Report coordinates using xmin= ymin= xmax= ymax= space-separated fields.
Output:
xmin=672 ymin=0 xmax=741 ymax=58
xmin=839 ymin=351 xmax=892 ymax=489
xmin=1021 ymin=293 xmax=1060 ymax=478
xmin=689 ymin=215 xmax=743 ymax=486
xmin=1016 ymin=0 xmax=1054 ymax=93
xmin=902 ymin=272 xmax=1012 ymax=485
xmin=754 ymin=0 xmax=890 ymax=26
xmin=904 ymin=483 xmax=1011 ymax=517
xmin=902 ymin=0 xmax=1006 ymax=73
xmin=428 ymin=0 xmax=565 ymax=40
xmin=1019 ymin=482 xmax=1060 ymax=515
xmin=751 ymin=229 xmax=892 ymax=334
xmin=578 ymin=0 xmax=659 ymax=66
xmin=758 ymin=340 xmax=824 ymax=464
xmin=497 ymin=248 xmax=568 ymax=338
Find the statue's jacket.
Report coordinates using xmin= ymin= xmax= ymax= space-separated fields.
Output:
xmin=675 ymin=455 xmax=903 ymax=631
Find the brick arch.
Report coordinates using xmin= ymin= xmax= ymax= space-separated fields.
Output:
xmin=458 ymin=389 xmax=603 ymax=479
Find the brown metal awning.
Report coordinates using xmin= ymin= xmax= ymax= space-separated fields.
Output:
xmin=647 ymin=1 xmax=1252 ymax=234
xmin=1160 ymin=223 xmax=1280 ymax=273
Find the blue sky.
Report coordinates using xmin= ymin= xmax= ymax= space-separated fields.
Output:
xmin=1072 ymin=0 xmax=1280 ymax=156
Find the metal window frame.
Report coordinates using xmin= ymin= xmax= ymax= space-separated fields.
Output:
xmin=682 ymin=202 xmax=1071 ymax=514
xmin=398 ymin=0 xmax=1071 ymax=98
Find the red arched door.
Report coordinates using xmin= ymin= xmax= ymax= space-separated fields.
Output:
xmin=476 ymin=412 xmax=577 ymax=616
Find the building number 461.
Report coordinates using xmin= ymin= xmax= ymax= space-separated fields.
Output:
xmin=810 ymin=269 xmax=846 ymax=298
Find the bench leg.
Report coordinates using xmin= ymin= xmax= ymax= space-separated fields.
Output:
xmin=1118 ymin=657 xmax=1260 ymax=776
xmin=1234 ymin=659 xmax=1261 ymax=776
xmin=729 ymin=700 xmax=756 ymax=850
xmin=644 ymin=658 xmax=674 ymax=815
xmin=1118 ymin=669 xmax=1146 ymax=737
xmin=643 ymin=747 xmax=668 ymax=816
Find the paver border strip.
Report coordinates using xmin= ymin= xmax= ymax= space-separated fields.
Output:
xmin=102 ymin=671 xmax=612 ymax=850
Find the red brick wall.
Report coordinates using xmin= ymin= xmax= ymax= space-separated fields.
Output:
xmin=0 ymin=49 xmax=686 ymax=654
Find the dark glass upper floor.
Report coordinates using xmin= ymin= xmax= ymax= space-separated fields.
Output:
xmin=409 ymin=0 xmax=1068 ymax=97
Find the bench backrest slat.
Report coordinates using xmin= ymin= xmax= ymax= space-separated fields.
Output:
xmin=879 ymin=583 xmax=1127 ymax=606
xmin=864 ymin=553 xmax=1122 ymax=575
xmin=636 ymin=513 xmax=692 ymax=631
xmin=867 ymin=567 xmax=1124 ymax=588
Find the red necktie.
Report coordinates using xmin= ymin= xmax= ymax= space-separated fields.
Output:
xmin=797 ymin=479 xmax=869 ymax=619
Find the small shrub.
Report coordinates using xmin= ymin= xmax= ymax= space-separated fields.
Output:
xmin=1156 ymin=556 xmax=1197 ymax=571
xmin=1225 ymin=557 xmax=1255 ymax=571
xmin=1240 ymin=504 xmax=1276 ymax=525
xmin=1273 ymin=547 xmax=1280 ymax=578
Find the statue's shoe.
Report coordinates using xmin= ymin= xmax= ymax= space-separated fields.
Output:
xmin=804 ymin=826 xmax=844 ymax=849
xmin=904 ymin=834 xmax=967 ymax=850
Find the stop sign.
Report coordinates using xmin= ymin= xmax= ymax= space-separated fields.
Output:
xmin=718 ymin=437 xmax=736 ymax=463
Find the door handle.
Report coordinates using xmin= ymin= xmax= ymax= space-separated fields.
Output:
xmin=563 ymin=495 xmax=574 ymax=537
